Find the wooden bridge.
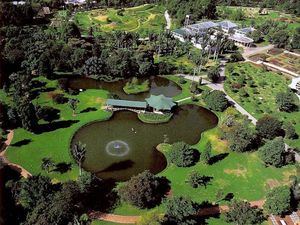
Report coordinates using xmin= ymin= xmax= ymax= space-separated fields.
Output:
xmin=105 ymin=99 xmax=147 ymax=114
xmin=105 ymin=106 xmax=145 ymax=114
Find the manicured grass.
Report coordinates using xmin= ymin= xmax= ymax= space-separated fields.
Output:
xmin=224 ymin=62 xmax=300 ymax=149
xmin=3 ymin=72 xmax=296 ymax=225
xmin=138 ymin=112 xmax=173 ymax=124
xmin=159 ymin=126 xmax=295 ymax=203
xmin=5 ymin=77 xmax=112 ymax=182
xmin=74 ymin=4 xmax=166 ymax=36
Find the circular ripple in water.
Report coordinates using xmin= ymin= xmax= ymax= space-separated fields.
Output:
xmin=105 ymin=140 xmax=130 ymax=157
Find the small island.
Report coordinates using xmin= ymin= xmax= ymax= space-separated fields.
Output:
xmin=123 ymin=77 xmax=150 ymax=94
xmin=138 ymin=112 xmax=173 ymax=124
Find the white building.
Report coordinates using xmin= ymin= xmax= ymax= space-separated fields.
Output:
xmin=172 ymin=20 xmax=254 ymax=48
xmin=217 ymin=20 xmax=238 ymax=33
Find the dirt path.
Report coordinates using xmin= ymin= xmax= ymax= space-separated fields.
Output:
xmin=0 ymin=130 xmax=32 ymax=178
xmin=89 ymin=200 xmax=266 ymax=224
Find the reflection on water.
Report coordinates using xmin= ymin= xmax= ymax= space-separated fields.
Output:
xmin=66 ymin=76 xmax=182 ymax=101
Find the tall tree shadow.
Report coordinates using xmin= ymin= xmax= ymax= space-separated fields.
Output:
xmin=80 ymin=107 xmax=97 ymax=113
xmin=52 ymin=162 xmax=72 ymax=174
xmin=209 ymin=153 xmax=229 ymax=165
xmin=11 ymin=139 xmax=32 ymax=147
xmin=35 ymin=120 xmax=79 ymax=134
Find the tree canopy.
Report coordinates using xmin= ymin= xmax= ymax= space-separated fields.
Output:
xmin=264 ymin=185 xmax=291 ymax=215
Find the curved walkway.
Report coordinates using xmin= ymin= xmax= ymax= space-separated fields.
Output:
xmin=0 ymin=130 xmax=32 ymax=178
xmin=89 ymin=199 xmax=265 ymax=224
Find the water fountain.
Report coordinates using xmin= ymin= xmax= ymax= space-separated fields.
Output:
xmin=105 ymin=140 xmax=130 ymax=157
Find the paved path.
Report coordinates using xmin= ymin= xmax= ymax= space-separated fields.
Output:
xmin=0 ymin=130 xmax=32 ymax=178
xmin=164 ymin=10 xmax=171 ymax=30
xmin=178 ymin=60 xmax=257 ymax=124
xmin=242 ymin=44 xmax=274 ymax=57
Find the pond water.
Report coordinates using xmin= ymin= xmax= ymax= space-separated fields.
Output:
xmin=66 ymin=76 xmax=182 ymax=100
xmin=71 ymin=105 xmax=218 ymax=181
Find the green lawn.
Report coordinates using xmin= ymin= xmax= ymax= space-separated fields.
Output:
xmin=224 ymin=62 xmax=300 ymax=149
xmin=3 ymin=72 xmax=297 ymax=224
xmin=5 ymin=77 xmax=112 ymax=182
xmin=74 ymin=4 xmax=166 ymax=36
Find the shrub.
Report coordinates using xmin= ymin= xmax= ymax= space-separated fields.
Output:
xmin=52 ymin=94 xmax=68 ymax=104
xmin=225 ymin=200 xmax=265 ymax=225
xmin=168 ymin=142 xmax=198 ymax=167
xmin=203 ymin=90 xmax=229 ymax=112
xmin=117 ymin=171 xmax=169 ymax=209
xmin=264 ymin=185 xmax=291 ymax=215
xmin=256 ymin=115 xmax=282 ymax=140
xmin=276 ymin=91 xmax=297 ymax=112
xmin=165 ymin=196 xmax=197 ymax=225
xmin=259 ymin=137 xmax=285 ymax=167
xmin=186 ymin=171 xmax=212 ymax=188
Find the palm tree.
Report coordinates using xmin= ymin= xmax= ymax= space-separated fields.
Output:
xmin=72 ymin=141 xmax=86 ymax=175
xmin=41 ymin=157 xmax=55 ymax=173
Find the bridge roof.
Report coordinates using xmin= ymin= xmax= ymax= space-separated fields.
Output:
xmin=106 ymin=99 xmax=147 ymax=108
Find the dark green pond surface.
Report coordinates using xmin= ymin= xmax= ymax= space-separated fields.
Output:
xmin=67 ymin=76 xmax=182 ymax=101
xmin=71 ymin=105 xmax=218 ymax=181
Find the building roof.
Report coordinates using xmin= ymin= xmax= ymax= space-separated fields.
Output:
xmin=229 ymin=34 xmax=254 ymax=44
xmin=65 ymin=0 xmax=85 ymax=4
xmin=12 ymin=0 xmax=26 ymax=5
xmin=217 ymin=20 xmax=238 ymax=29
xmin=237 ymin=27 xmax=254 ymax=34
xmin=145 ymin=94 xmax=176 ymax=110
xmin=106 ymin=99 xmax=147 ymax=108
xmin=188 ymin=21 xmax=218 ymax=31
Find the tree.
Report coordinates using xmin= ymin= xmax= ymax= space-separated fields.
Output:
xmin=225 ymin=200 xmax=265 ymax=225
xmin=256 ymin=115 xmax=282 ymax=140
xmin=41 ymin=157 xmax=55 ymax=173
xmin=230 ymin=52 xmax=244 ymax=62
xmin=77 ymin=171 xmax=94 ymax=193
xmin=250 ymin=30 xmax=263 ymax=43
xmin=207 ymin=65 xmax=220 ymax=83
xmin=68 ymin=99 xmax=79 ymax=116
xmin=203 ymin=90 xmax=229 ymax=112
xmin=186 ymin=171 xmax=212 ymax=189
xmin=72 ymin=141 xmax=86 ymax=175
xmin=118 ymin=171 xmax=168 ymax=209
xmin=264 ymin=185 xmax=291 ymax=215
xmin=17 ymin=175 xmax=56 ymax=210
xmin=276 ymin=91 xmax=296 ymax=112
xmin=270 ymin=30 xmax=289 ymax=48
xmin=38 ymin=53 xmax=53 ymax=78
xmin=137 ymin=210 xmax=163 ymax=225
xmin=27 ymin=181 xmax=82 ymax=225
xmin=18 ymin=99 xmax=38 ymax=132
xmin=259 ymin=137 xmax=285 ymax=167
xmin=225 ymin=120 xmax=257 ymax=152
xmin=165 ymin=196 xmax=197 ymax=225
xmin=201 ymin=142 xmax=212 ymax=164
xmin=82 ymin=57 xmax=105 ymax=79
xmin=168 ymin=141 xmax=198 ymax=167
